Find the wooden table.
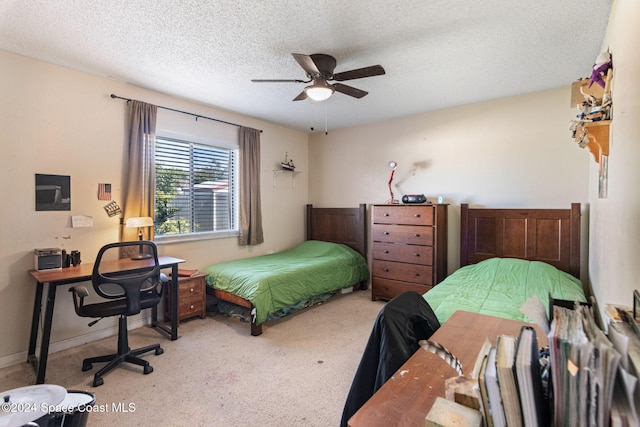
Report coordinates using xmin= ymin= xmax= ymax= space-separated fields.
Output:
xmin=348 ymin=310 xmax=547 ymax=427
xmin=28 ymin=255 xmax=184 ymax=384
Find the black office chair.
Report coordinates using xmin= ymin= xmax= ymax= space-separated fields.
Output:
xmin=69 ymin=241 xmax=168 ymax=387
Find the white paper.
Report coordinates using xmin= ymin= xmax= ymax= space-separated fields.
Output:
xmin=520 ymin=295 xmax=550 ymax=334
xmin=71 ymin=215 xmax=93 ymax=228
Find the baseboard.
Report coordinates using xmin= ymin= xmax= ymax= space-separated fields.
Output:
xmin=0 ymin=317 xmax=146 ymax=370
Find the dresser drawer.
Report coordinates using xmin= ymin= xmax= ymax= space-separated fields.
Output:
xmin=372 ymin=224 xmax=433 ymax=245
xmin=371 ymin=277 xmax=433 ymax=301
xmin=372 ymin=260 xmax=433 ymax=285
xmin=372 ymin=242 xmax=433 ymax=265
xmin=372 ymin=205 xmax=434 ymax=226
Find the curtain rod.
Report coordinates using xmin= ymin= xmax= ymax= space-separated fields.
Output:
xmin=110 ymin=94 xmax=262 ymax=132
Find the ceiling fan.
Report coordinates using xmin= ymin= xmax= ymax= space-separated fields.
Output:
xmin=251 ymin=53 xmax=385 ymax=102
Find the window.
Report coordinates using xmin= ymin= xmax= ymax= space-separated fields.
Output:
xmin=154 ymin=135 xmax=238 ymax=241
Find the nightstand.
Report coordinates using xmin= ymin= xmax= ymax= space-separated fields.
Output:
xmin=164 ymin=272 xmax=207 ymax=322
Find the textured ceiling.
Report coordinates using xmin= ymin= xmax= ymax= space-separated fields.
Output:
xmin=0 ymin=0 xmax=613 ymax=132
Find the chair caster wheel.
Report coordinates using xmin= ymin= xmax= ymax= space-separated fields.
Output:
xmin=93 ymin=377 xmax=104 ymax=387
xmin=82 ymin=363 xmax=93 ymax=372
xmin=144 ymin=365 xmax=154 ymax=375
xmin=155 ymin=347 xmax=164 ymax=356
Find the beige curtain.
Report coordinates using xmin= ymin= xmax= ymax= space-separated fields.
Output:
xmin=120 ymin=100 xmax=158 ymax=244
xmin=238 ymin=127 xmax=264 ymax=245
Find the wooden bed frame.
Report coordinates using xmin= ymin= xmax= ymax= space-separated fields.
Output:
xmin=211 ymin=203 xmax=367 ymax=336
xmin=460 ymin=203 xmax=581 ymax=278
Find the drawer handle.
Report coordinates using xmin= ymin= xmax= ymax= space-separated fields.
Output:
xmin=190 ymin=288 xmax=194 ymax=292
xmin=383 ymin=268 xmax=390 ymax=272
xmin=414 ymin=214 xmax=421 ymax=218
xmin=414 ymin=234 xmax=420 ymax=237
xmin=383 ymin=250 xmax=389 ymax=254
xmin=384 ymin=213 xmax=390 ymax=217
xmin=414 ymin=253 xmax=420 ymax=257
xmin=190 ymin=305 xmax=194 ymax=309
xmin=384 ymin=231 xmax=390 ymax=235
xmin=414 ymin=273 xmax=421 ymax=277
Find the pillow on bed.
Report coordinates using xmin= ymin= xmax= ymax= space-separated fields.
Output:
xmin=422 ymin=257 xmax=586 ymax=324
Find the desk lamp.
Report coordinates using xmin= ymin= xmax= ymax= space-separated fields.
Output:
xmin=125 ymin=216 xmax=154 ymax=260
xmin=387 ymin=161 xmax=398 ymax=204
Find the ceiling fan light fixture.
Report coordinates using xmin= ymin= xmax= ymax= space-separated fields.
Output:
xmin=304 ymin=80 xmax=334 ymax=101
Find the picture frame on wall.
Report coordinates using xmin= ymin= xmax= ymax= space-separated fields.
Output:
xmin=35 ymin=173 xmax=71 ymax=211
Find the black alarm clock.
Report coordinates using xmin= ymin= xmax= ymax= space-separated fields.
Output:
xmin=402 ymin=194 xmax=427 ymax=204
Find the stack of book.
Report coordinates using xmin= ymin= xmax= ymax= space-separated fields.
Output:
xmin=477 ymin=327 xmax=547 ymax=427
xmin=475 ymin=304 xmax=639 ymax=427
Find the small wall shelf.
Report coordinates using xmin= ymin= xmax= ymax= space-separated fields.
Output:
xmin=273 ymin=170 xmax=302 ymax=188
xmin=579 ymin=120 xmax=610 ymax=163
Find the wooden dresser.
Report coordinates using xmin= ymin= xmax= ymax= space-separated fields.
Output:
xmin=164 ymin=272 xmax=207 ymax=322
xmin=370 ymin=204 xmax=448 ymax=300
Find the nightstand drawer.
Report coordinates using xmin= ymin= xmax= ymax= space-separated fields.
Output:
xmin=372 ymin=260 xmax=433 ymax=285
xmin=372 ymin=224 xmax=433 ymax=245
xmin=372 ymin=242 xmax=433 ymax=265
xmin=178 ymin=298 xmax=205 ymax=319
xmin=372 ymin=205 xmax=434 ymax=225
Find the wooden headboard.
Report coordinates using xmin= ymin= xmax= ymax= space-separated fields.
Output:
xmin=460 ymin=203 xmax=581 ymax=278
xmin=306 ymin=204 xmax=367 ymax=258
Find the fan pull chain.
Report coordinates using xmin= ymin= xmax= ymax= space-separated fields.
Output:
xmin=324 ymin=102 xmax=328 ymax=135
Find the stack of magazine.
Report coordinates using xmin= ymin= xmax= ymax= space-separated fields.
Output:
xmin=548 ymin=305 xmax=637 ymax=426
xmin=475 ymin=304 xmax=638 ymax=427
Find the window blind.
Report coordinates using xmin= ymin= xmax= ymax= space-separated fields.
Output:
xmin=155 ymin=136 xmax=237 ymax=236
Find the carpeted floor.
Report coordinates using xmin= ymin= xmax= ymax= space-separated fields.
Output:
xmin=1 ymin=289 xmax=385 ymax=427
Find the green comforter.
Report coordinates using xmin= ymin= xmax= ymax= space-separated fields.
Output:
xmin=423 ymin=258 xmax=586 ymax=324
xmin=203 ymin=240 xmax=369 ymax=325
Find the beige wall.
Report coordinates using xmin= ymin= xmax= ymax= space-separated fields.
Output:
xmin=308 ymin=87 xmax=590 ymax=271
xmin=587 ymin=0 xmax=640 ymax=309
xmin=0 ymin=51 xmax=308 ymax=363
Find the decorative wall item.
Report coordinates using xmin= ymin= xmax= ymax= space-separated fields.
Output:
xmin=599 ymin=155 xmax=608 ymax=198
xmin=35 ymin=174 xmax=70 ymax=211
xmin=97 ymin=183 xmax=112 ymax=200
xmin=569 ymin=51 xmax=613 ymax=159
xmin=103 ymin=200 xmax=122 ymax=217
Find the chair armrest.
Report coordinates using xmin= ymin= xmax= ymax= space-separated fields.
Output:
xmin=69 ymin=285 xmax=90 ymax=298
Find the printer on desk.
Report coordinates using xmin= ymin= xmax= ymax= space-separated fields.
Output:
xmin=34 ymin=248 xmax=62 ymax=271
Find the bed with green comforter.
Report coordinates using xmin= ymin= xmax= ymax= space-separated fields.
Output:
xmin=203 ymin=240 xmax=369 ymax=328
xmin=423 ymin=257 xmax=586 ymax=325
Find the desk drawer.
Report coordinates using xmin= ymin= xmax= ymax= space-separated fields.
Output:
xmin=372 ymin=260 xmax=433 ymax=285
xmin=372 ymin=242 xmax=433 ymax=265
xmin=372 ymin=205 xmax=434 ymax=225
xmin=372 ymin=224 xmax=433 ymax=245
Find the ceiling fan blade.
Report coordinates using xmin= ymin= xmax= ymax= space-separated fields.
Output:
xmin=333 ymin=83 xmax=368 ymax=99
xmin=251 ymin=79 xmax=308 ymax=83
xmin=293 ymin=90 xmax=308 ymax=101
xmin=292 ymin=53 xmax=321 ymax=76
xmin=332 ymin=65 xmax=386 ymax=81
